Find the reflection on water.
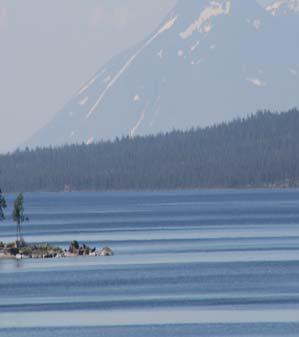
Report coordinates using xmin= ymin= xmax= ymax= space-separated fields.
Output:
xmin=0 ymin=258 xmax=24 ymax=272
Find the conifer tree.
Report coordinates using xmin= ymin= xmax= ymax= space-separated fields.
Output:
xmin=0 ymin=188 xmax=6 ymax=221
xmin=12 ymin=193 xmax=27 ymax=247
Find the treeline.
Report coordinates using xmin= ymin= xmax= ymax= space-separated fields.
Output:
xmin=1 ymin=109 xmax=299 ymax=192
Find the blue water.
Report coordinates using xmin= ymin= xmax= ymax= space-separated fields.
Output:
xmin=0 ymin=189 xmax=299 ymax=336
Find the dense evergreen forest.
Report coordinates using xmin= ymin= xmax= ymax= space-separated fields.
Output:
xmin=1 ymin=109 xmax=299 ymax=192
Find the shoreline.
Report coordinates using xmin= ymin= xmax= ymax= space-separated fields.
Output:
xmin=3 ymin=185 xmax=299 ymax=195
xmin=0 ymin=254 xmax=15 ymax=260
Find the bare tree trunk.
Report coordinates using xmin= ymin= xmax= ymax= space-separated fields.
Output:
xmin=19 ymin=222 xmax=24 ymax=243
xmin=16 ymin=221 xmax=19 ymax=244
xmin=16 ymin=221 xmax=23 ymax=247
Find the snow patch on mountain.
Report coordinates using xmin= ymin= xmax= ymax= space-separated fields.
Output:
xmin=77 ymin=74 xmax=99 ymax=96
xmin=289 ymin=68 xmax=297 ymax=76
xmin=103 ymin=75 xmax=112 ymax=84
xmin=157 ymin=49 xmax=163 ymax=58
xmin=86 ymin=16 xmax=178 ymax=120
xmin=79 ymin=97 xmax=89 ymax=106
xmin=178 ymin=49 xmax=184 ymax=57
xmin=203 ymin=23 xmax=213 ymax=33
xmin=266 ymin=0 xmax=299 ymax=15
xmin=253 ymin=19 xmax=262 ymax=30
xmin=180 ymin=1 xmax=231 ymax=39
xmin=86 ymin=137 xmax=94 ymax=145
xmin=191 ymin=41 xmax=200 ymax=52
xmin=191 ymin=59 xmax=202 ymax=65
xmin=130 ymin=111 xmax=145 ymax=137
xmin=246 ymin=78 xmax=266 ymax=87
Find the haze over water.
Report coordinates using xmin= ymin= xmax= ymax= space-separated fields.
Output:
xmin=0 ymin=189 xmax=299 ymax=336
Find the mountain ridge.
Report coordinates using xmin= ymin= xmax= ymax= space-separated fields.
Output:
xmin=24 ymin=0 xmax=299 ymax=148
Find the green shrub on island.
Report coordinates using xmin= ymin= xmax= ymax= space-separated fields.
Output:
xmin=68 ymin=241 xmax=94 ymax=256
xmin=22 ymin=244 xmax=65 ymax=258
xmin=9 ymin=247 xmax=19 ymax=256
xmin=20 ymin=246 xmax=34 ymax=256
xmin=69 ymin=240 xmax=80 ymax=253
xmin=6 ymin=242 xmax=17 ymax=249
xmin=0 ymin=241 xmax=64 ymax=258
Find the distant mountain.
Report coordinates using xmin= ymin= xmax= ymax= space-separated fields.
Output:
xmin=4 ymin=108 xmax=299 ymax=192
xmin=25 ymin=0 xmax=299 ymax=148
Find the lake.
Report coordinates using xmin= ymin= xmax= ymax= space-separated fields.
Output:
xmin=0 ymin=189 xmax=299 ymax=336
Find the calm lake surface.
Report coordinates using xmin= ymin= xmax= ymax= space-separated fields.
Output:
xmin=0 ymin=189 xmax=299 ymax=336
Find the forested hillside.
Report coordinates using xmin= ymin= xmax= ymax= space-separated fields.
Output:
xmin=1 ymin=109 xmax=299 ymax=192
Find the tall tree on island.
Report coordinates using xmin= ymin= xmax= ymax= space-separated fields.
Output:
xmin=12 ymin=193 xmax=27 ymax=247
xmin=0 ymin=188 xmax=7 ymax=220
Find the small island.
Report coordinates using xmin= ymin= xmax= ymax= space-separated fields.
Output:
xmin=0 ymin=240 xmax=114 ymax=260
xmin=0 ymin=190 xmax=113 ymax=260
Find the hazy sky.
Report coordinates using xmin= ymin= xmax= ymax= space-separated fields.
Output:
xmin=0 ymin=0 xmax=175 ymax=153
xmin=0 ymin=0 xmax=271 ymax=153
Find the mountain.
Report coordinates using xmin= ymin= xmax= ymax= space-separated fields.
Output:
xmin=4 ymin=108 xmax=299 ymax=192
xmin=25 ymin=0 xmax=299 ymax=148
